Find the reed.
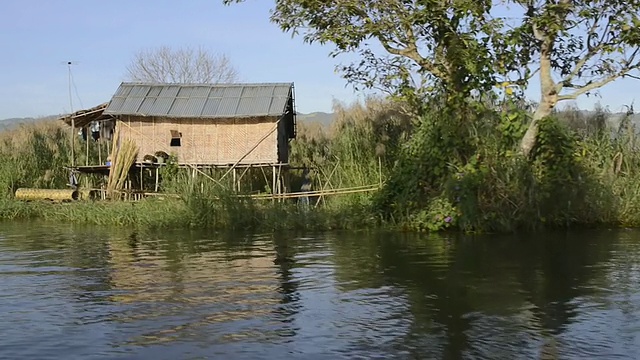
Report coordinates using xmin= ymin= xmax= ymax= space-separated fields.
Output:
xmin=105 ymin=127 xmax=138 ymax=198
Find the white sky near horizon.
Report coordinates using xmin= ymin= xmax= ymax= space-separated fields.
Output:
xmin=0 ymin=0 xmax=637 ymax=120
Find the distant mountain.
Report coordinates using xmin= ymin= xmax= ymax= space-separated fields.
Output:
xmin=0 ymin=115 xmax=57 ymax=131
xmin=1 ymin=113 xmax=331 ymax=132
xmin=5 ymin=110 xmax=637 ymax=133
xmin=297 ymin=112 xmax=334 ymax=127
xmin=0 ymin=117 xmax=38 ymax=131
xmin=0 ymin=115 xmax=61 ymax=132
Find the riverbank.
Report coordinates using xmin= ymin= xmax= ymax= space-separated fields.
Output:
xmin=4 ymin=99 xmax=640 ymax=233
xmin=0 ymin=196 xmax=379 ymax=231
xmin=0 ymin=191 xmax=634 ymax=233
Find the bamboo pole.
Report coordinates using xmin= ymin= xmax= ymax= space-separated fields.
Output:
xmin=70 ymin=117 xmax=76 ymax=167
xmin=94 ymin=184 xmax=380 ymax=202
xmin=260 ymin=166 xmax=269 ymax=189
xmin=155 ymin=167 xmax=159 ymax=192
xmin=85 ymin=126 xmax=89 ymax=166
xmin=233 ymin=168 xmax=237 ymax=192
xmin=276 ymin=164 xmax=282 ymax=202
xmin=315 ymin=161 xmax=340 ymax=207
xmin=248 ymin=185 xmax=380 ymax=200
xmin=237 ymin=165 xmax=251 ymax=193
xmin=272 ymin=165 xmax=276 ymax=203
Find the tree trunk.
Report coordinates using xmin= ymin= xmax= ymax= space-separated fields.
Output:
xmin=520 ymin=101 xmax=554 ymax=157
xmin=520 ymin=33 xmax=558 ymax=157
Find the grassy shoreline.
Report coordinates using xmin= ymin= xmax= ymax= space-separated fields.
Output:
xmin=0 ymin=194 xmax=634 ymax=233
xmin=4 ymin=99 xmax=640 ymax=234
xmin=0 ymin=197 xmax=381 ymax=231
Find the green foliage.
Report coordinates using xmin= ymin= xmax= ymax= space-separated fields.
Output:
xmin=373 ymin=98 xmax=492 ymax=220
xmin=224 ymin=0 xmax=511 ymax=102
xmin=410 ymin=196 xmax=458 ymax=232
xmin=224 ymin=0 xmax=640 ymax=160
xmin=290 ymin=98 xmax=411 ymax=207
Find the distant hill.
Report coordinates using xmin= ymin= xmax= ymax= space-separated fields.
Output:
xmin=297 ymin=112 xmax=334 ymax=127
xmin=5 ymin=110 xmax=638 ymax=133
xmin=0 ymin=116 xmax=58 ymax=131
xmin=1 ymin=113 xmax=331 ymax=132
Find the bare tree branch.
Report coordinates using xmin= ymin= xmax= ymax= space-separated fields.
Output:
xmin=557 ymin=14 xmax=607 ymax=93
xmin=559 ymin=65 xmax=640 ymax=101
xmin=126 ymin=46 xmax=239 ymax=83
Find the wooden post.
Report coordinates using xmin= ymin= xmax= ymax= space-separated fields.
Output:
xmin=285 ymin=166 xmax=290 ymax=195
xmin=155 ymin=167 xmax=159 ymax=192
xmin=378 ymin=156 xmax=382 ymax=188
xmin=233 ymin=167 xmax=237 ymax=192
xmin=70 ymin=118 xmax=76 ymax=167
xmin=85 ymin=126 xmax=89 ymax=166
xmin=276 ymin=164 xmax=282 ymax=202
xmin=238 ymin=165 xmax=251 ymax=193
xmin=272 ymin=165 xmax=276 ymax=203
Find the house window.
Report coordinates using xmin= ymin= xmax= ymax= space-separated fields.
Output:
xmin=170 ymin=130 xmax=181 ymax=147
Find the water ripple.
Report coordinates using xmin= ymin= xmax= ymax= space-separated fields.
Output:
xmin=1 ymin=225 xmax=640 ymax=358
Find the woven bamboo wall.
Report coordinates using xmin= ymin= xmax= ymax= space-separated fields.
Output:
xmin=117 ymin=116 xmax=281 ymax=165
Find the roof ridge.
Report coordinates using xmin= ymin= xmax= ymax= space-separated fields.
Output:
xmin=120 ymin=82 xmax=294 ymax=87
xmin=104 ymin=83 xmax=295 ymax=118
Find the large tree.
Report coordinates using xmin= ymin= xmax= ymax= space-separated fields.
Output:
xmin=508 ymin=0 xmax=640 ymax=155
xmin=126 ymin=46 xmax=239 ymax=83
xmin=224 ymin=0 xmax=505 ymax=101
xmin=224 ymin=0 xmax=640 ymax=153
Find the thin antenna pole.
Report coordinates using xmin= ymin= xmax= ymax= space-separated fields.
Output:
xmin=68 ymin=62 xmax=73 ymax=113
xmin=68 ymin=61 xmax=76 ymax=168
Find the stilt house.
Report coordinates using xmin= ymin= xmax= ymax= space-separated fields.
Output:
xmin=105 ymin=82 xmax=296 ymax=166
xmin=63 ymin=82 xmax=297 ymax=167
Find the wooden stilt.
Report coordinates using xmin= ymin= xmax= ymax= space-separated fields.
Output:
xmin=233 ymin=168 xmax=237 ymax=192
xmin=238 ymin=166 xmax=251 ymax=193
xmin=155 ymin=167 xmax=159 ymax=192
xmin=85 ymin=126 xmax=89 ymax=166
xmin=378 ymin=156 xmax=382 ymax=187
xmin=70 ymin=119 xmax=75 ymax=168
xmin=272 ymin=165 xmax=276 ymax=203
xmin=260 ymin=166 xmax=269 ymax=191
xmin=276 ymin=164 xmax=282 ymax=202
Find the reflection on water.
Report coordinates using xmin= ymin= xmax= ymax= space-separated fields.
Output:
xmin=1 ymin=222 xmax=640 ymax=359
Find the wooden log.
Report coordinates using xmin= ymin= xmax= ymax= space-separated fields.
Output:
xmin=15 ymin=188 xmax=79 ymax=202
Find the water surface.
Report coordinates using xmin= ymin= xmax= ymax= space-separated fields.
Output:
xmin=1 ymin=222 xmax=639 ymax=359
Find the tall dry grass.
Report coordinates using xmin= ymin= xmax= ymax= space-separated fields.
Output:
xmin=0 ymin=119 xmax=107 ymax=199
xmin=0 ymin=120 xmax=72 ymax=199
xmin=290 ymin=97 xmax=412 ymax=206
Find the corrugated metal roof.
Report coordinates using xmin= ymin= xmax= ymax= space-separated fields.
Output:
xmin=103 ymin=82 xmax=294 ymax=118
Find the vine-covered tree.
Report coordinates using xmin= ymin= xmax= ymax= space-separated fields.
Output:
xmin=126 ymin=46 xmax=239 ymax=84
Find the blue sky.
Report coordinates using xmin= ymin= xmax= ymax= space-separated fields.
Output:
xmin=0 ymin=1 xmax=637 ymax=120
